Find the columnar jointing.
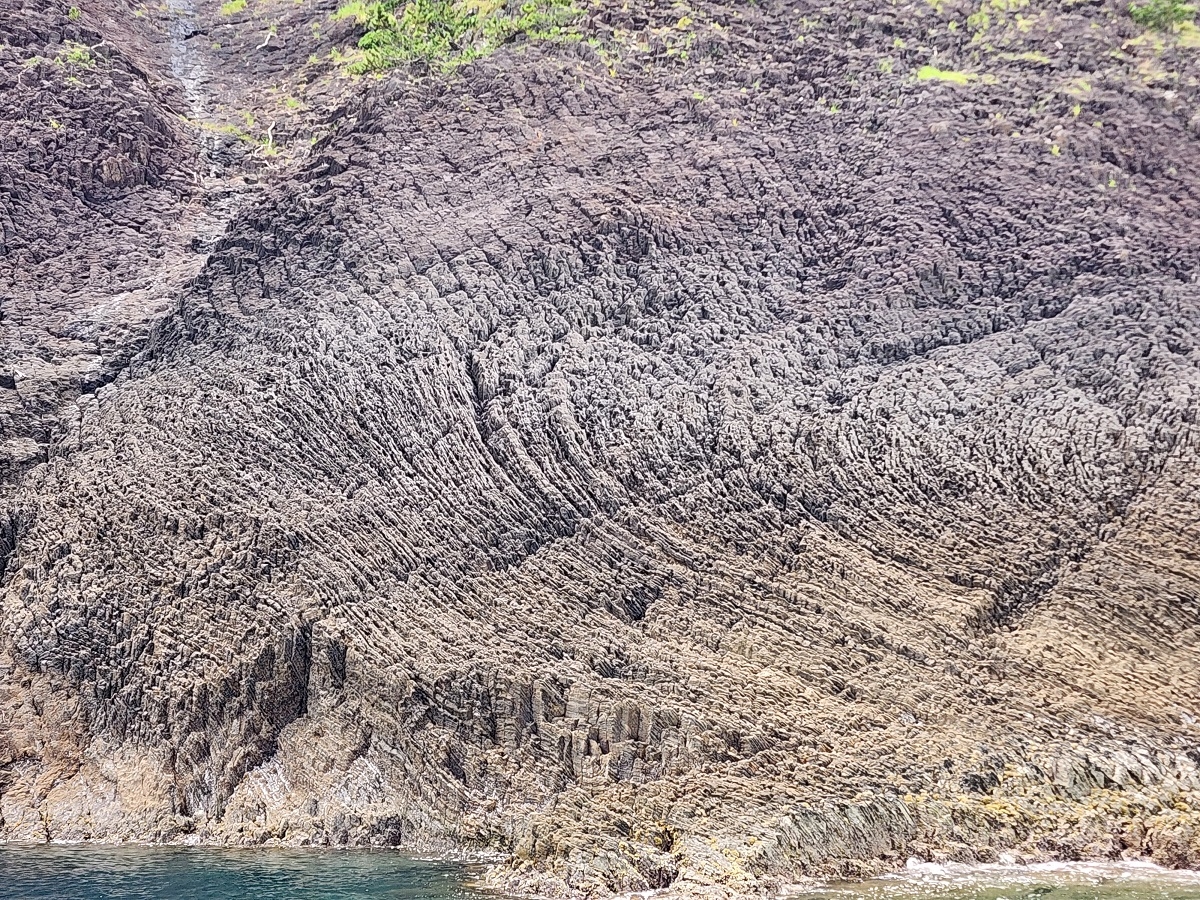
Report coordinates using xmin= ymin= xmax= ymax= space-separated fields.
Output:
xmin=1 ymin=0 xmax=1198 ymax=895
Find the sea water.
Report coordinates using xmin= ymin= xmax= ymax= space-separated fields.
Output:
xmin=0 ymin=844 xmax=485 ymax=900
xmin=795 ymin=860 xmax=1200 ymax=900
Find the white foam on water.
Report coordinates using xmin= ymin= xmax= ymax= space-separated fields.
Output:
xmin=789 ymin=860 xmax=1200 ymax=898
xmin=885 ymin=859 xmax=1200 ymax=884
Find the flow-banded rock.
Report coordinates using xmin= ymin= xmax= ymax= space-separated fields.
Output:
xmin=1 ymin=0 xmax=1199 ymax=895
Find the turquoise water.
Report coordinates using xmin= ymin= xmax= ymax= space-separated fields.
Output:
xmin=0 ymin=844 xmax=483 ymax=900
xmin=797 ymin=862 xmax=1200 ymax=900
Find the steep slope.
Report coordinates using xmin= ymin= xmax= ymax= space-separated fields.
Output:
xmin=2 ymin=0 xmax=1199 ymax=895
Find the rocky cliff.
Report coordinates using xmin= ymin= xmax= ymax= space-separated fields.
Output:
xmin=1 ymin=0 xmax=1199 ymax=895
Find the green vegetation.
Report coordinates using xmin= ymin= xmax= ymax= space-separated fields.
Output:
xmin=1130 ymin=0 xmax=1195 ymax=29
xmin=59 ymin=42 xmax=93 ymax=66
xmin=67 ymin=6 xmax=82 ymax=20
xmin=220 ymin=0 xmax=247 ymax=14
xmin=916 ymin=65 xmax=976 ymax=83
xmin=660 ymin=14 xmax=697 ymax=61
xmin=333 ymin=0 xmax=583 ymax=74
xmin=1130 ymin=0 xmax=1196 ymax=28
xmin=334 ymin=0 xmax=475 ymax=70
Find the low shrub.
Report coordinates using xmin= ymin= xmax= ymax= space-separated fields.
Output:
xmin=334 ymin=0 xmax=582 ymax=74
xmin=1130 ymin=0 xmax=1196 ymax=30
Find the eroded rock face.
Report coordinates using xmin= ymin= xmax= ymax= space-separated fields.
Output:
xmin=1 ymin=0 xmax=1199 ymax=895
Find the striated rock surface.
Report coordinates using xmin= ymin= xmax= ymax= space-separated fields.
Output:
xmin=1 ymin=0 xmax=1199 ymax=895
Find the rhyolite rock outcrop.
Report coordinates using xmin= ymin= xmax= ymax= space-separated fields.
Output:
xmin=1 ymin=0 xmax=1199 ymax=895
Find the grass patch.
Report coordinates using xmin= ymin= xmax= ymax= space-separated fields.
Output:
xmin=1130 ymin=0 xmax=1195 ymax=29
xmin=916 ymin=64 xmax=976 ymax=83
xmin=58 ymin=42 xmax=93 ymax=66
xmin=333 ymin=0 xmax=583 ymax=74
xmin=220 ymin=0 xmax=247 ymax=14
